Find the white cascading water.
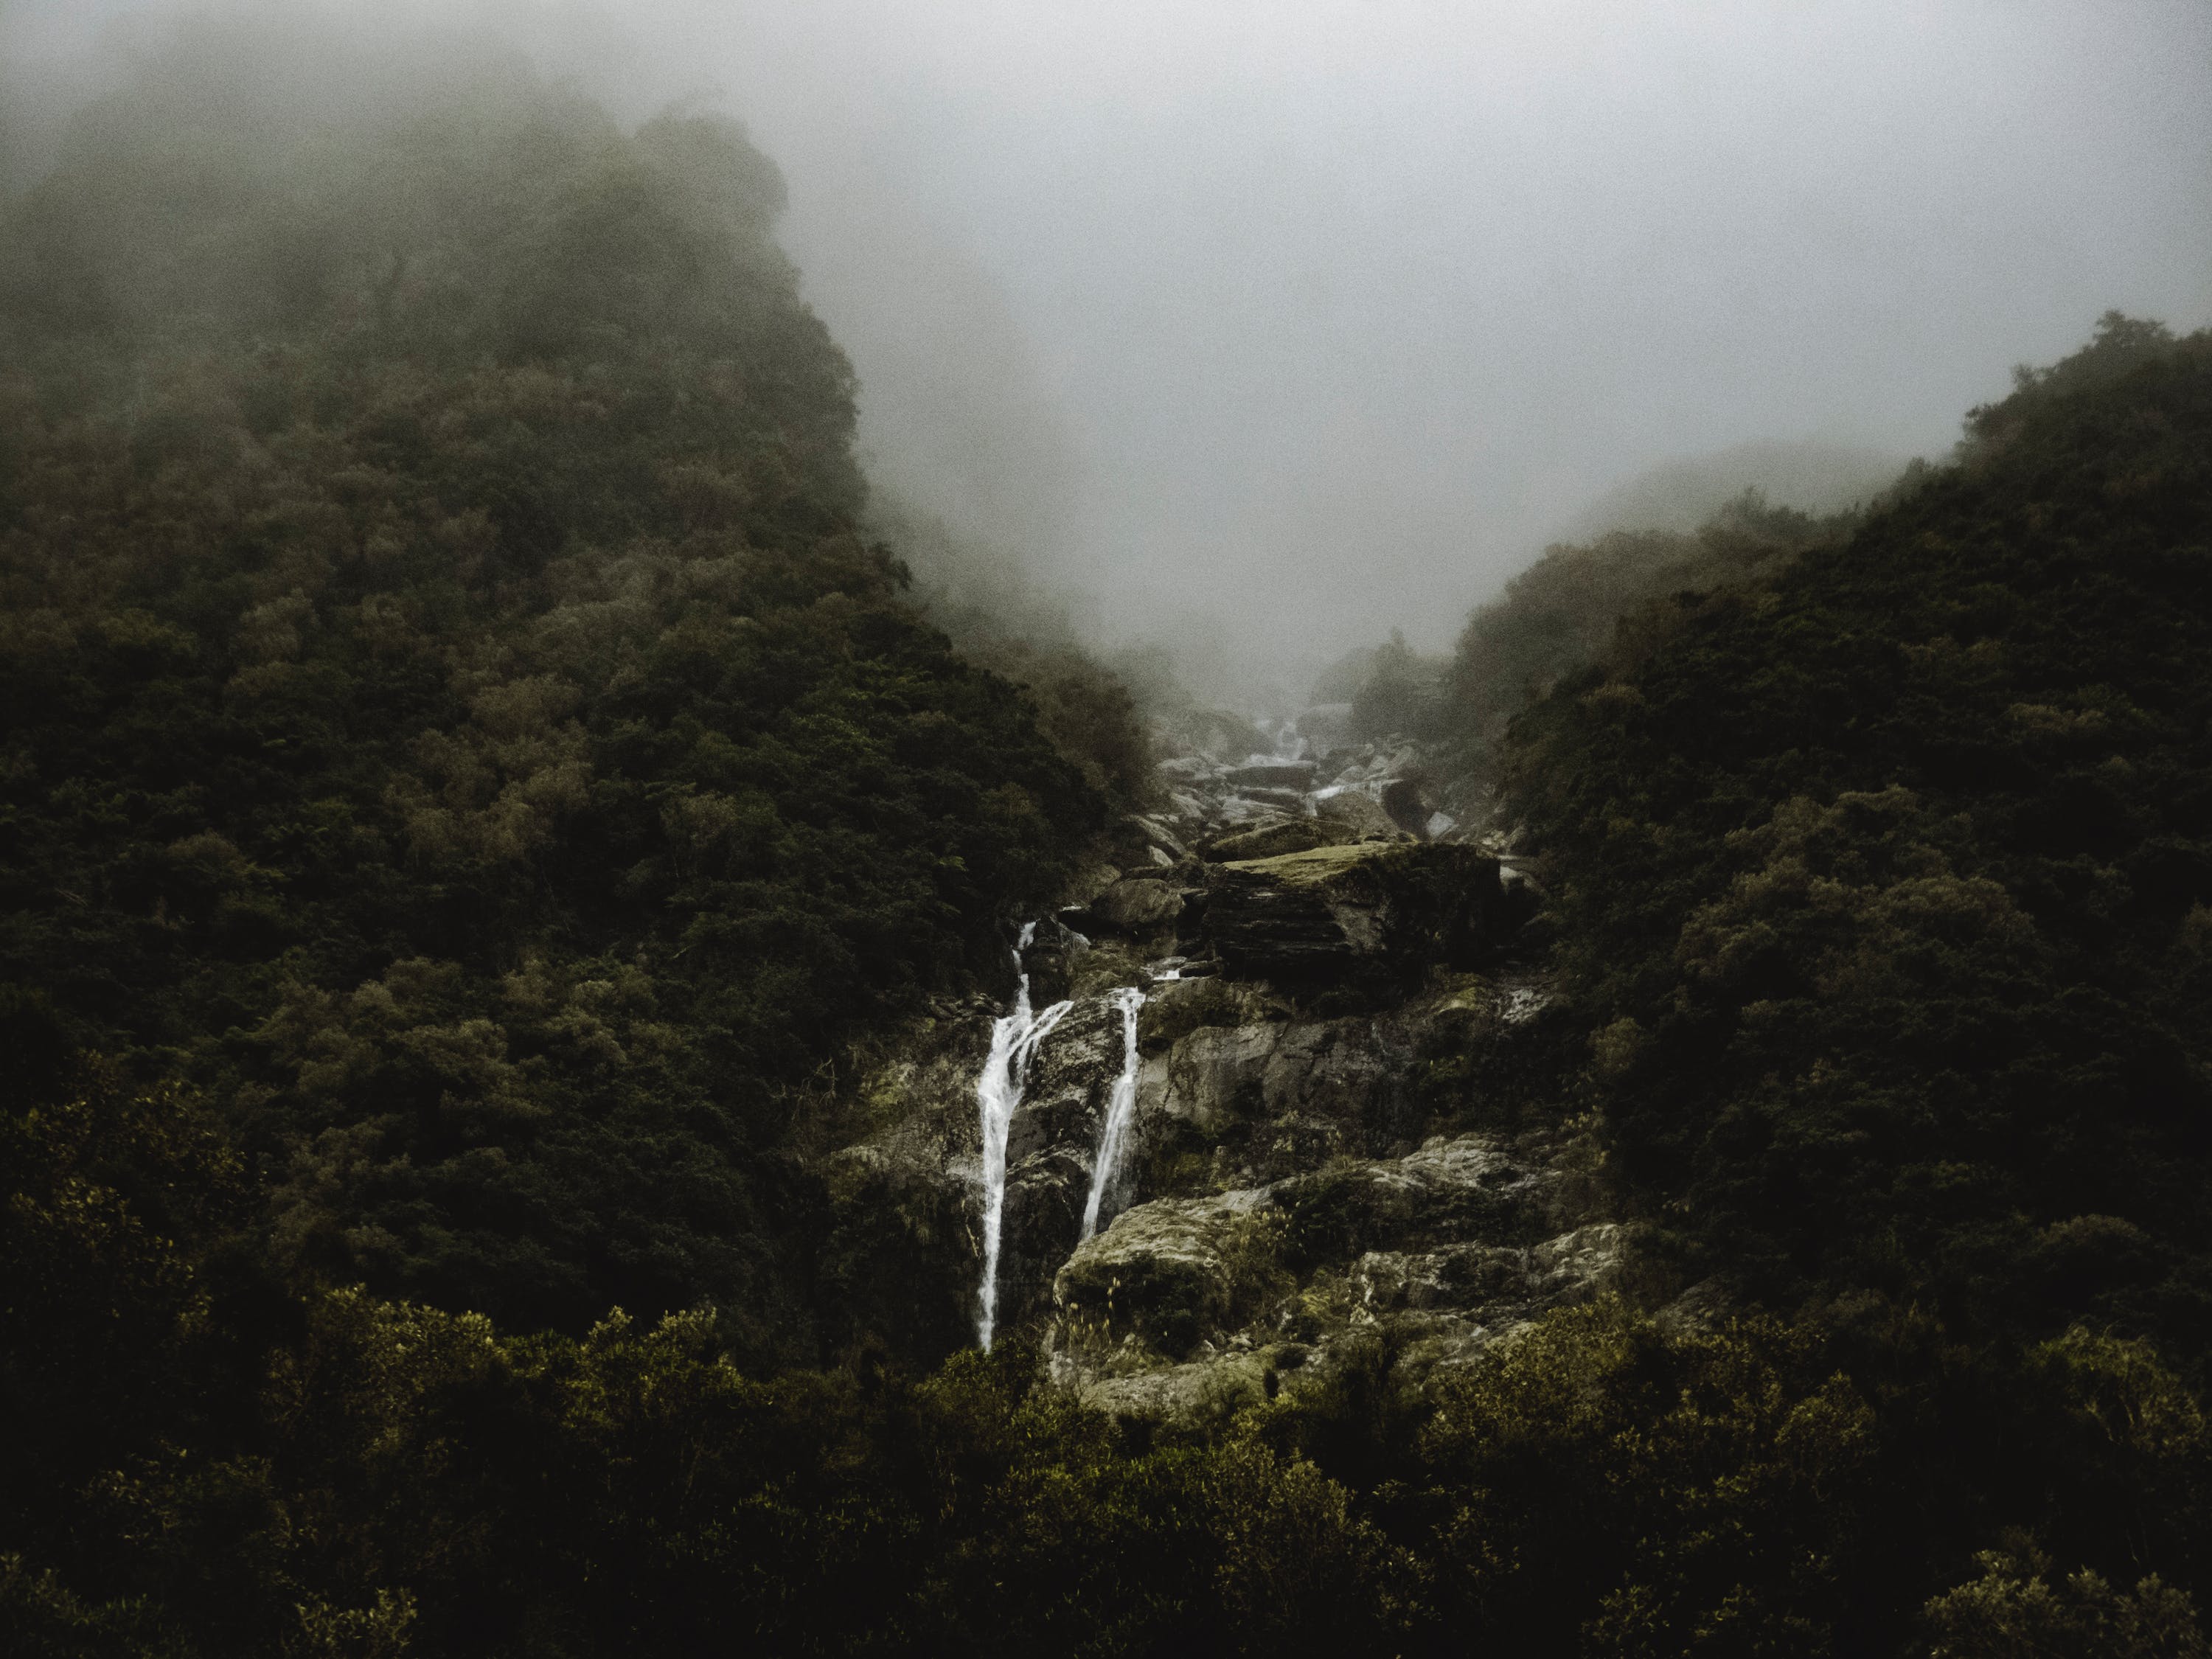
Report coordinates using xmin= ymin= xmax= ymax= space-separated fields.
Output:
xmin=1079 ymin=985 xmax=1147 ymax=1241
xmin=975 ymin=922 xmax=1073 ymax=1350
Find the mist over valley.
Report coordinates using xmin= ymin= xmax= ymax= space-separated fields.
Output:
xmin=2 ymin=6 xmax=2211 ymax=1655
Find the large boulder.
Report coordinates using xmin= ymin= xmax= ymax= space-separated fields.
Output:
xmin=1087 ymin=877 xmax=1187 ymax=935
xmin=1201 ymin=841 xmax=1502 ymax=984
xmin=1203 ymin=816 xmax=1333 ymax=862
xmin=1380 ymin=776 xmax=1436 ymax=837
xmin=1054 ymin=1188 xmax=1276 ymax=1358
xmin=1312 ymin=787 xmax=1402 ymax=844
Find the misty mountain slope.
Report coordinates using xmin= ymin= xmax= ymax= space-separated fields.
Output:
xmin=1437 ymin=490 xmax=1860 ymax=785
xmin=5 ymin=18 xmax=2212 ymax=1654
xmin=1505 ymin=317 xmax=2212 ymax=1359
xmin=1559 ymin=439 xmax=1906 ymax=541
xmin=0 ymin=53 xmax=1126 ymax=1349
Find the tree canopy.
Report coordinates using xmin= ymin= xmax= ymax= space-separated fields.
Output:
xmin=0 ymin=46 xmax=1117 ymax=1350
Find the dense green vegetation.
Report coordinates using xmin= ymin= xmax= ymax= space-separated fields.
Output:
xmin=1502 ymin=313 xmax=2212 ymax=1357
xmin=8 ymin=22 xmax=2212 ymax=1655
xmin=12 ymin=1065 xmax=2208 ymax=1655
xmin=0 ymin=46 xmax=1132 ymax=1350
xmin=1441 ymin=489 xmax=1862 ymax=779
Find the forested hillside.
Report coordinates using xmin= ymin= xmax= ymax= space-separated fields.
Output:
xmin=0 ymin=47 xmax=1128 ymax=1352
xmin=1441 ymin=490 xmax=1863 ymax=779
xmin=7 ymin=25 xmax=2212 ymax=1659
xmin=1504 ymin=314 xmax=2212 ymax=1360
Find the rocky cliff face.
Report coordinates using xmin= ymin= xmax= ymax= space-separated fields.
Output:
xmin=813 ymin=712 xmax=1612 ymax=1415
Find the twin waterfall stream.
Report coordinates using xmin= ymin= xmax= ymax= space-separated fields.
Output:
xmin=973 ymin=925 xmax=1146 ymax=1350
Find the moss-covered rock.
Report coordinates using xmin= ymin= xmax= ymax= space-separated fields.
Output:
xmin=1203 ymin=817 xmax=1335 ymax=862
xmin=1137 ymin=975 xmax=1283 ymax=1054
xmin=1049 ymin=1133 xmax=1619 ymax=1412
xmin=1053 ymin=1189 xmax=1283 ymax=1360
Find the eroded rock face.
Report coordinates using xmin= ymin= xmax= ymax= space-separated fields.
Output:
xmin=812 ymin=713 xmax=1598 ymax=1412
xmin=1054 ymin=1187 xmax=1274 ymax=1357
xmin=1051 ymin=1132 xmax=1618 ymax=1411
xmin=813 ymin=984 xmax=1156 ymax=1360
xmin=1202 ymin=841 xmax=1502 ymax=985
xmin=991 ymin=995 xmax=1149 ymax=1333
xmin=1140 ymin=1008 xmax=1431 ymax=1183
xmin=815 ymin=894 xmax=1588 ymax=1392
xmin=1088 ymin=877 xmax=1187 ymax=934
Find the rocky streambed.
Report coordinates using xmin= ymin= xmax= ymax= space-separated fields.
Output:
xmin=811 ymin=712 xmax=1613 ymax=1415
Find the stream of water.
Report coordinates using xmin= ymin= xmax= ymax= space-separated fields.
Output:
xmin=975 ymin=922 xmax=1072 ymax=1350
xmin=1079 ymin=986 xmax=1147 ymax=1241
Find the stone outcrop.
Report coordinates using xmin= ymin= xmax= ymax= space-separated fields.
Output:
xmin=1202 ymin=817 xmax=1335 ymax=862
xmin=1086 ymin=877 xmax=1187 ymax=935
xmin=815 ymin=951 xmax=1585 ymax=1382
xmin=1201 ymin=841 xmax=1501 ymax=984
xmin=811 ymin=708 xmax=1603 ymax=1416
xmin=1312 ymin=787 xmax=1402 ymax=844
xmin=1051 ymin=1130 xmax=1618 ymax=1415
xmin=1053 ymin=1186 xmax=1276 ymax=1358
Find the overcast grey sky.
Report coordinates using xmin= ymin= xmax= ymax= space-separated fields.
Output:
xmin=8 ymin=0 xmax=2211 ymax=692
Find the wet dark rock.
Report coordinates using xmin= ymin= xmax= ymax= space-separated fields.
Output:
xmin=1087 ymin=877 xmax=1187 ymax=935
xmin=1021 ymin=917 xmax=1091 ymax=1006
xmin=1202 ymin=841 xmax=1502 ymax=984
xmin=1380 ymin=776 xmax=1435 ymax=837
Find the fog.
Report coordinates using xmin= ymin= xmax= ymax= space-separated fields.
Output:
xmin=7 ymin=0 xmax=2210 ymax=701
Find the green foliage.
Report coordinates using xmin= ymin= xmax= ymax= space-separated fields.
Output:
xmin=0 ymin=1062 xmax=251 ymax=1526
xmin=1502 ymin=320 xmax=2212 ymax=1358
xmin=8 ymin=1063 xmax=2211 ymax=1657
xmin=1347 ymin=629 xmax=1447 ymax=742
xmin=4 ymin=1113 xmax=1413 ymax=1658
xmin=1446 ymin=489 xmax=1859 ymax=778
xmin=1415 ymin=1302 xmax=1879 ymax=1655
xmin=0 ymin=40 xmax=1113 ymax=1342
xmin=10 ymin=39 xmax=2212 ymax=1654
xmin=1925 ymin=1548 xmax=2208 ymax=1659
xmin=869 ymin=498 xmax=1157 ymax=808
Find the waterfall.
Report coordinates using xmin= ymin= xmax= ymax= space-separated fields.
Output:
xmin=975 ymin=922 xmax=1073 ymax=1350
xmin=1079 ymin=986 xmax=1147 ymax=1241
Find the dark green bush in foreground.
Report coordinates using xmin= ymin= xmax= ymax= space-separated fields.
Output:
xmin=9 ymin=1068 xmax=2209 ymax=1655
